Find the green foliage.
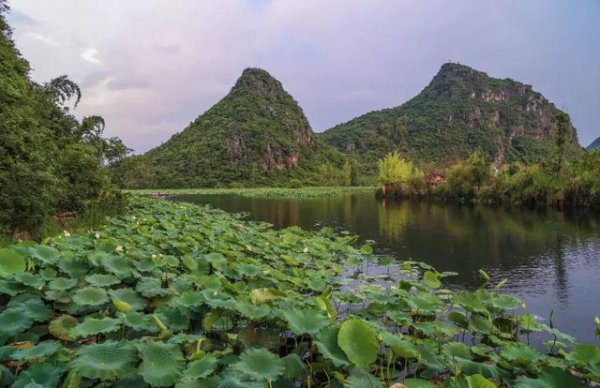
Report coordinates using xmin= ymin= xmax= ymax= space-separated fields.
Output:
xmin=321 ymin=62 xmax=581 ymax=172
xmin=0 ymin=7 xmax=128 ymax=236
xmin=0 ymin=197 xmax=597 ymax=386
xmin=378 ymin=151 xmax=424 ymax=186
xmin=128 ymin=186 xmax=375 ymax=198
xmin=111 ymin=68 xmax=344 ymax=188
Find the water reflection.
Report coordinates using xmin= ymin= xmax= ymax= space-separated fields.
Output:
xmin=170 ymin=193 xmax=600 ymax=343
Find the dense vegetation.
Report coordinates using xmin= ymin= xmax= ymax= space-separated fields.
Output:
xmin=0 ymin=2 xmax=128 ymax=238
xmin=128 ymin=186 xmax=374 ymax=199
xmin=0 ymin=197 xmax=598 ymax=387
xmin=320 ymin=63 xmax=582 ymax=175
xmin=111 ymin=68 xmax=347 ymax=189
xmin=378 ymin=145 xmax=600 ymax=209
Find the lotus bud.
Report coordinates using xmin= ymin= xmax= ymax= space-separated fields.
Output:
xmin=113 ymin=299 xmax=132 ymax=313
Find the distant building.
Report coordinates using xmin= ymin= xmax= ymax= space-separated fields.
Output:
xmin=425 ymin=173 xmax=446 ymax=187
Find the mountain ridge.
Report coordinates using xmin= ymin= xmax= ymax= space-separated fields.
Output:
xmin=587 ymin=137 xmax=600 ymax=150
xmin=113 ymin=67 xmax=341 ymax=188
xmin=320 ymin=62 xmax=580 ymax=167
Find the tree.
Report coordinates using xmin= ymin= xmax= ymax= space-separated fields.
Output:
xmin=378 ymin=151 xmax=422 ymax=194
xmin=0 ymin=9 xmax=128 ymax=236
xmin=44 ymin=75 xmax=81 ymax=109
xmin=467 ymin=149 xmax=491 ymax=190
xmin=551 ymin=111 xmax=570 ymax=176
xmin=341 ymin=160 xmax=353 ymax=186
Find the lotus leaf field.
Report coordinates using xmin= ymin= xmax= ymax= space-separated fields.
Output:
xmin=0 ymin=198 xmax=599 ymax=387
xmin=126 ymin=186 xmax=374 ymax=199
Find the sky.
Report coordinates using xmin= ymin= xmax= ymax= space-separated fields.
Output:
xmin=6 ymin=0 xmax=600 ymax=153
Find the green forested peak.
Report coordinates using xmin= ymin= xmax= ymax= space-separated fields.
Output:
xmin=321 ymin=62 xmax=580 ymax=166
xmin=229 ymin=67 xmax=289 ymax=100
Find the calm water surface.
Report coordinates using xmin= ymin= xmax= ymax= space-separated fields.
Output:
xmin=170 ymin=192 xmax=600 ymax=344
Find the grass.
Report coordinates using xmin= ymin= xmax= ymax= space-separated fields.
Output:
xmin=125 ymin=186 xmax=375 ymax=198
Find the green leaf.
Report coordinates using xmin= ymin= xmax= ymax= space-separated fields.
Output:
xmin=281 ymin=353 xmax=306 ymax=379
xmin=13 ymin=272 xmax=45 ymax=288
xmin=71 ymin=341 xmax=137 ymax=381
xmin=181 ymin=354 xmax=218 ymax=380
xmin=139 ymin=342 xmax=185 ymax=386
xmin=0 ymin=308 xmax=34 ymax=338
xmin=103 ymin=255 xmax=135 ymax=278
xmin=85 ymin=273 xmax=121 ymax=287
xmin=71 ymin=316 xmax=121 ymax=337
xmin=73 ymin=286 xmax=109 ymax=306
xmin=12 ymin=363 xmax=65 ymax=388
xmin=236 ymin=300 xmax=270 ymax=320
xmin=233 ymin=348 xmax=285 ymax=381
xmin=567 ymin=344 xmax=600 ymax=366
xmin=28 ymin=245 xmax=61 ymax=265
xmin=47 ymin=277 xmax=78 ymax=291
xmin=380 ymin=332 xmax=419 ymax=359
xmin=11 ymin=341 xmax=61 ymax=360
xmin=448 ymin=311 xmax=469 ymax=329
xmin=49 ymin=315 xmax=78 ymax=341
xmin=466 ymin=374 xmax=497 ymax=388
xmin=283 ymin=308 xmax=329 ymax=336
xmin=314 ymin=326 xmax=351 ymax=367
xmin=249 ymin=288 xmax=278 ymax=304
xmin=501 ymin=344 xmax=541 ymax=366
xmin=124 ymin=311 xmax=158 ymax=332
xmin=403 ymin=378 xmax=437 ymax=387
xmin=470 ymin=314 xmax=492 ymax=333
xmin=109 ymin=288 xmax=146 ymax=311
xmin=137 ymin=277 xmax=171 ymax=298
xmin=0 ymin=248 xmax=26 ymax=278
xmin=343 ymin=367 xmax=382 ymax=388
xmin=338 ymin=318 xmax=379 ymax=367
xmin=513 ymin=367 xmax=583 ymax=388
xmin=423 ymin=271 xmax=441 ymax=289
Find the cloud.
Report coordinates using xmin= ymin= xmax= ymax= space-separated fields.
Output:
xmin=81 ymin=48 xmax=101 ymax=64
xmin=6 ymin=0 xmax=600 ymax=152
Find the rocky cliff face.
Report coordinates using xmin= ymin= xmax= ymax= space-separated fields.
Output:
xmin=127 ymin=68 xmax=338 ymax=187
xmin=320 ymin=63 xmax=580 ymax=165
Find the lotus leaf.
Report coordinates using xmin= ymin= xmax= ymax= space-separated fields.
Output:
xmin=139 ymin=342 xmax=185 ymax=386
xmin=0 ymin=248 xmax=25 ymax=278
xmin=233 ymin=347 xmax=285 ymax=381
xmin=71 ymin=341 xmax=137 ymax=380
xmin=73 ymin=286 xmax=108 ymax=306
xmin=338 ymin=318 xmax=379 ymax=367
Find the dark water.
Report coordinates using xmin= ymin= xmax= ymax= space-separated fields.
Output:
xmin=170 ymin=192 xmax=600 ymax=344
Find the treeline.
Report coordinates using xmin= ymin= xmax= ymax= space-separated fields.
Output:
xmin=0 ymin=2 xmax=128 ymax=238
xmin=378 ymin=147 xmax=600 ymax=209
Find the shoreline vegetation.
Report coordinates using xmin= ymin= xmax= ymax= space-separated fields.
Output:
xmin=376 ymin=148 xmax=600 ymax=210
xmin=127 ymin=186 xmax=375 ymax=199
xmin=0 ymin=197 xmax=598 ymax=386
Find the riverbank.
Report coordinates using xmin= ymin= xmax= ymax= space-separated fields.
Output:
xmin=0 ymin=196 xmax=598 ymax=386
xmin=127 ymin=185 xmax=375 ymax=198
